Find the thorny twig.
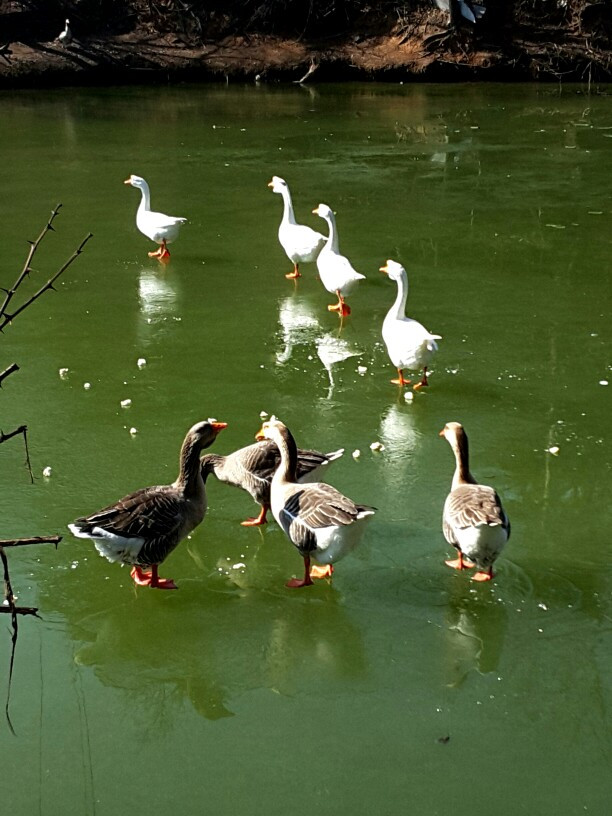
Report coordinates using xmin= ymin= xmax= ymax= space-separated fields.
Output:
xmin=0 ymin=206 xmax=90 ymax=734
xmin=0 ymin=206 xmax=93 ymax=333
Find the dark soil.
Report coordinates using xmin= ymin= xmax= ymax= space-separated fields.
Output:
xmin=1 ymin=2 xmax=611 ymax=88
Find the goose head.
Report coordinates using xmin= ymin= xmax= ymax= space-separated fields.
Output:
xmin=379 ymin=259 xmax=406 ymax=282
xmin=124 ymin=174 xmax=148 ymax=190
xmin=255 ymin=415 xmax=282 ymax=442
xmin=189 ymin=418 xmax=228 ymax=450
xmin=312 ymin=203 xmax=333 ymax=220
xmin=268 ymin=176 xmax=287 ymax=194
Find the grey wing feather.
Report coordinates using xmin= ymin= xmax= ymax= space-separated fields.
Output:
xmin=74 ymin=486 xmax=184 ymax=541
xmin=445 ymin=485 xmax=509 ymax=532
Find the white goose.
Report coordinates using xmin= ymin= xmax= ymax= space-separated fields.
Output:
xmin=380 ymin=259 xmax=441 ymax=389
xmin=124 ymin=174 xmax=187 ymax=262
xmin=58 ymin=19 xmax=72 ymax=46
xmin=312 ymin=203 xmax=365 ymax=317
xmin=256 ymin=417 xmax=375 ymax=588
xmin=440 ymin=422 xmax=510 ymax=582
xmin=268 ymin=176 xmax=326 ymax=279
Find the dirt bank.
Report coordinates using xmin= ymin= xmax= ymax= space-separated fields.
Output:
xmin=1 ymin=4 xmax=612 ymax=88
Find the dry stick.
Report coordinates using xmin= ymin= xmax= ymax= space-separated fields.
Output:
xmin=0 ymin=538 xmax=57 ymax=735
xmin=0 ymin=537 xmax=62 ymax=548
xmin=0 ymin=204 xmax=63 ymax=323
xmin=0 ymin=230 xmax=94 ymax=333
xmin=0 ymin=546 xmax=22 ymax=735
xmin=0 ymin=363 xmax=19 ymax=387
xmin=0 ymin=425 xmax=33 ymax=483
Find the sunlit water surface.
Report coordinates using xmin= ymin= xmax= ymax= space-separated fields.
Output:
xmin=1 ymin=81 xmax=611 ymax=815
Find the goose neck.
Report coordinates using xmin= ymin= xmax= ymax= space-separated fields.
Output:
xmin=388 ymin=271 xmax=408 ymax=321
xmin=137 ymin=182 xmax=151 ymax=214
xmin=450 ymin=433 xmax=476 ymax=490
xmin=272 ymin=427 xmax=299 ymax=484
xmin=176 ymin=434 xmax=206 ymax=495
xmin=280 ymin=187 xmax=297 ymax=226
xmin=324 ymin=211 xmax=340 ymax=253
xmin=200 ymin=452 xmax=224 ymax=481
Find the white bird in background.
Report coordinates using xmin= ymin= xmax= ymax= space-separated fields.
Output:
xmin=434 ymin=0 xmax=486 ymax=25
xmin=380 ymin=259 xmax=441 ymax=390
xmin=58 ymin=19 xmax=72 ymax=46
xmin=124 ymin=174 xmax=187 ymax=262
xmin=268 ymin=176 xmax=326 ymax=280
xmin=312 ymin=203 xmax=365 ymax=317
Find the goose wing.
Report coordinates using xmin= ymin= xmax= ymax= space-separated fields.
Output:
xmin=444 ymin=484 xmax=509 ymax=534
xmin=73 ymin=485 xmax=185 ymax=542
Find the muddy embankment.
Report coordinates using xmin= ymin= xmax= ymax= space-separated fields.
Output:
xmin=1 ymin=2 xmax=612 ymax=88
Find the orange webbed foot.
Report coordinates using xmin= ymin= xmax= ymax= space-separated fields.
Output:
xmin=130 ymin=565 xmax=177 ymax=589
xmin=310 ymin=564 xmax=333 ymax=580
xmin=285 ymin=270 xmax=301 ymax=280
xmin=445 ymin=557 xmax=475 ymax=571
xmin=391 ymin=377 xmax=411 ymax=386
xmin=241 ymin=516 xmax=268 ymax=527
xmin=471 ymin=570 xmax=494 ymax=582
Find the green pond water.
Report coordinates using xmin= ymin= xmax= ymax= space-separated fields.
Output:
xmin=0 ymin=81 xmax=611 ymax=815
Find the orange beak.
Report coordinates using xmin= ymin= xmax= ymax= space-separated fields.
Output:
xmin=211 ymin=422 xmax=228 ymax=434
xmin=312 ymin=206 xmax=320 ymax=215
xmin=379 ymin=262 xmax=390 ymax=275
xmin=438 ymin=428 xmax=445 ymax=437
xmin=267 ymin=179 xmax=274 ymax=188
xmin=123 ymin=177 xmax=133 ymax=185
xmin=255 ymin=425 xmax=266 ymax=441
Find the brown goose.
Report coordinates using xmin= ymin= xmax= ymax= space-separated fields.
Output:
xmin=256 ymin=417 xmax=375 ymax=588
xmin=200 ymin=440 xmax=344 ymax=526
xmin=440 ymin=422 xmax=510 ymax=582
xmin=68 ymin=420 xmax=227 ymax=589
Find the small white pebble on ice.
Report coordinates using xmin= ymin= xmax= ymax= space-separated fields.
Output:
xmin=42 ymin=466 xmax=52 ymax=478
xmin=83 ymin=382 xmax=91 ymax=390
xmin=59 ymin=368 xmax=69 ymax=378
xmin=232 ymin=562 xmax=246 ymax=570
xmin=547 ymin=446 xmax=560 ymax=455
xmin=538 ymin=603 xmax=548 ymax=610
xmin=370 ymin=441 xmax=385 ymax=452
xmin=599 ymin=380 xmax=608 ymax=386
xmin=404 ymin=391 xmax=414 ymax=402
xmin=137 ymin=358 xmax=147 ymax=368
xmin=259 ymin=411 xmax=269 ymax=419
xmin=120 ymin=399 xmax=132 ymax=408
xmin=352 ymin=449 xmax=361 ymax=459
xmin=129 ymin=427 xmax=138 ymax=436
xmin=357 ymin=366 xmax=368 ymax=375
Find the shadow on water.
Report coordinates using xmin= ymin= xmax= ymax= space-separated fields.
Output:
xmin=40 ymin=574 xmax=368 ymax=727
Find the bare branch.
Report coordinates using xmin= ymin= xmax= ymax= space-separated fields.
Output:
xmin=0 ymin=230 xmax=94 ymax=333
xmin=0 ymin=546 xmax=18 ymax=735
xmin=0 ymin=537 xmax=62 ymax=548
xmin=0 ymin=424 xmax=27 ymax=445
xmin=0 ymin=204 xmax=63 ymax=321
xmin=0 ymin=606 xmax=39 ymax=617
xmin=0 ymin=363 xmax=19 ymax=387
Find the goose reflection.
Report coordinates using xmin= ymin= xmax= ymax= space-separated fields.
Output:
xmin=275 ymin=294 xmax=321 ymax=364
xmin=66 ymin=580 xmax=366 ymax=725
xmin=138 ymin=267 xmax=180 ymax=320
xmin=443 ymin=588 xmax=507 ymax=688
xmin=316 ymin=332 xmax=362 ymax=398
xmin=377 ymin=403 xmax=422 ymax=486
